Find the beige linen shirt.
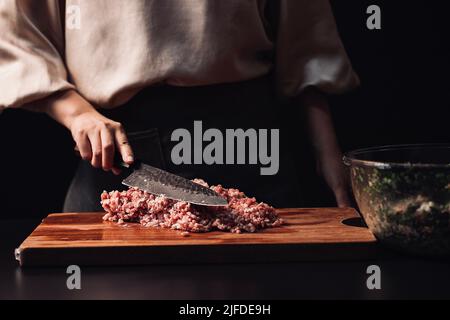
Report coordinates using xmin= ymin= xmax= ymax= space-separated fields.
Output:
xmin=0 ymin=0 xmax=359 ymax=111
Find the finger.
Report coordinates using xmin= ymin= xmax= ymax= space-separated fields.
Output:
xmin=88 ymin=131 xmax=102 ymax=169
xmin=75 ymin=133 xmax=92 ymax=162
xmin=114 ymin=126 xmax=134 ymax=164
xmin=100 ymin=127 xmax=115 ymax=171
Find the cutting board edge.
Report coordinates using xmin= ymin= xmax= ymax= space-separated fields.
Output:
xmin=18 ymin=236 xmax=377 ymax=250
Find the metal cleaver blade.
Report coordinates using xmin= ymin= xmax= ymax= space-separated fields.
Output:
xmin=122 ymin=163 xmax=228 ymax=207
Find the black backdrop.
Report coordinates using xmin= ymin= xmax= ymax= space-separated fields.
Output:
xmin=1 ymin=1 xmax=449 ymax=219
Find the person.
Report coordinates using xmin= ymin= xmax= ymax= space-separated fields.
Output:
xmin=0 ymin=0 xmax=359 ymax=211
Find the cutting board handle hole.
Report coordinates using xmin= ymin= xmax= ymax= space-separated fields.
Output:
xmin=341 ymin=217 xmax=367 ymax=228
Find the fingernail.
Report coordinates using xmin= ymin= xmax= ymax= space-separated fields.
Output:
xmin=127 ymin=156 xmax=134 ymax=162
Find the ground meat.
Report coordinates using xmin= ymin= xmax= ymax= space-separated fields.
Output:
xmin=101 ymin=179 xmax=283 ymax=233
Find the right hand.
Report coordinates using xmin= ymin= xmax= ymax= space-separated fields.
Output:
xmin=39 ymin=90 xmax=134 ymax=174
xmin=70 ymin=110 xmax=134 ymax=174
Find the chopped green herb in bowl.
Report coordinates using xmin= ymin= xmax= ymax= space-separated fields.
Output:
xmin=344 ymin=144 xmax=450 ymax=257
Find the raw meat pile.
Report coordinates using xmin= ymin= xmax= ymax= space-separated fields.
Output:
xmin=101 ymin=179 xmax=283 ymax=233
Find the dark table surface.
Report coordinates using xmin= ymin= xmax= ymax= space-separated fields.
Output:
xmin=1 ymin=218 xmax=450 ymax=300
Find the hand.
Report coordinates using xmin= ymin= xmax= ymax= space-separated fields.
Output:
xmin=316 ymin=152 xmax=352 ymax=208
xmin=38 ymin=90 xmax=134 ymax=174
xmin=69 ymin=111 xmax=134 ymax=174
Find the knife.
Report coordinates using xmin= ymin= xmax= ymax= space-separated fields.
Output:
xmin=75 ymin=149 xmax=228 ymax=206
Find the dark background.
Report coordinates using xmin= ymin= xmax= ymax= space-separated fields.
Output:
xmin=0 ymin=1 xmax=449 ymax=219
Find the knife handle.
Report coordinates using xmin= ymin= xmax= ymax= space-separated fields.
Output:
xmin=74 ymin=147 xmax=133 ymax=169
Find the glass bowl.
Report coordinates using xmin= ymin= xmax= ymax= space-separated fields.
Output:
xmin=343 ymin=144 xmax=450 ymax=257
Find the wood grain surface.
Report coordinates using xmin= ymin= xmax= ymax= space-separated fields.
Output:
xmin=16 ymin=208 xmax=380 ymax=266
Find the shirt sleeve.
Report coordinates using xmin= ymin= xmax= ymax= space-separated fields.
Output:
xmin=274 ymin=0 xmax=360 ymax=98
xmin=0 ymin=0 xmax=74 ymax=112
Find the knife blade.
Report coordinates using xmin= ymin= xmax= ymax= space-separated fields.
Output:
xmin=121 ymin=162 xmax=228 ymax=207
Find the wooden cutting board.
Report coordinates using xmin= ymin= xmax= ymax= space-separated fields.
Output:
xmin=16 ymin=208 xmax=380 ymax=267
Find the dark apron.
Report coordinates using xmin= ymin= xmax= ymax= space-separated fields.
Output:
xmin=63 ymin=76 xmax=309 ymax=212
